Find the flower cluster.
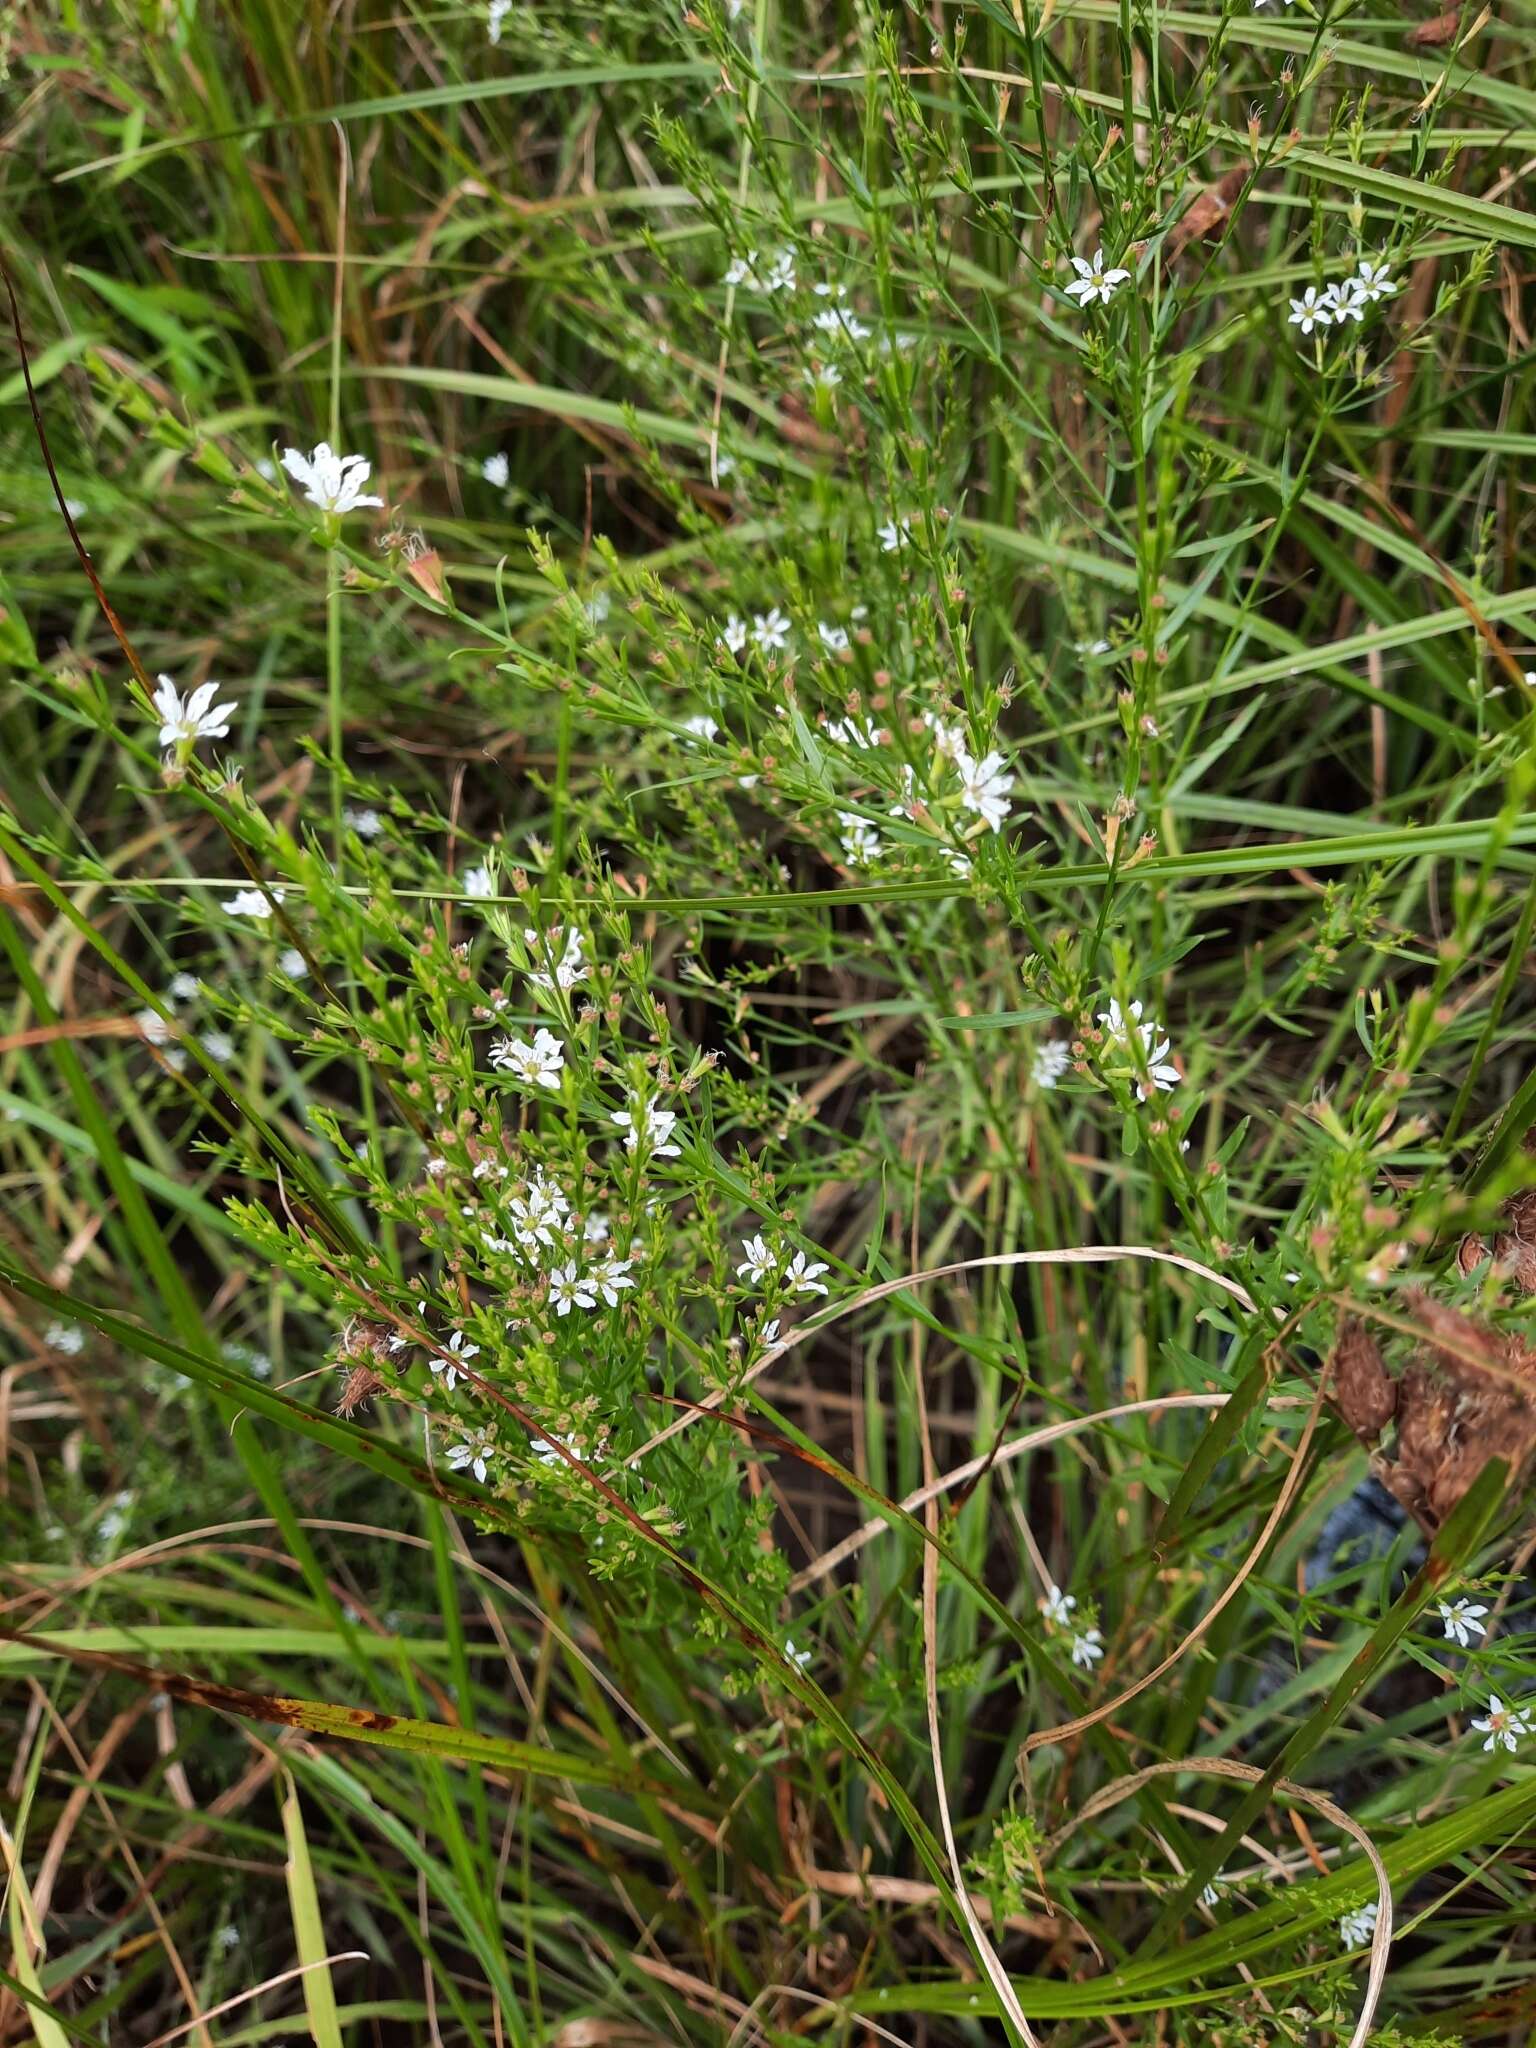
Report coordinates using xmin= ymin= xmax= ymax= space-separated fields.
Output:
xmin=737 ymin=1235 xmax=830 ymax=1297
xmin=1097 ymin=998 xmax=1180 ymax=1099
xmin=1287 ymin=260 xmax=1397 ymax=337
xmin=1039 ymin=1583 xmax=1105 ymax=1670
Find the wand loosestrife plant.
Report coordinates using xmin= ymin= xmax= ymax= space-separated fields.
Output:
xmin=3 ymin=0 xmax=1536 ymax=2041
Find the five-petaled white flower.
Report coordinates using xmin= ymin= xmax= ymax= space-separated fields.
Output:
xmin=152 ymin=674 xmax=236 ymax=751
xmin=525 ymin=925 xmax=588 ymax=993
xmin=1322 ymin=279 xmax=1365 ymax=326
xmin=803 ymin=363 xmax=843 ymax=392
xmin=720 ymin=613 xmax=748 ymax=655
xmin=343 ymin=805 xmax=383 ymax=838
xmin=611 ymin=1096 xmax=682 ymax=1158
xmin=826 ymin=715 xmax=880 ymax=749
xmin=280 ymin=441 xmax=383 ymax=515
xmin=487 ymin=0 xmax=511 ymax=37
xmin=738 ymin=1234 xmax=775 ymax=1285
xmin=462 ymin=864 xmax=494 ymax=898
xmin=548 ymin=1262 xmax=598 ymax=1316
xmin=591 ymin=1255 xmax=635 ymax=1306
xmin=1070 ymin=1627 xmax=1105 ymax=1669
xmin=1352 ymin=258 xmax=1397 ymax=303
xmin=490 ymin=1027 xmax=565 ymax=1091
xmin=430 ymin=1330 xmax=479 ymax=1393
xmin=1338 ymin=1902 xmax=1379 ymax=1950
xmin=1287 ymin=286 xmax=1333 ymax=336
xmin=481 ymin=450 xmax=510 ymax=486
xmin=818 ymin=622 xmax=851 ymax=653
xmin=955 ymin=748 xmax=1014 ymax=832
xmin=752 ymin=607 xmax=791 ymax=652
xmin=877 ymin=518 xmax=911 ymax=553
xmin=1033 ymin=1041 xmax=1071 ymax=1090
xmin=1064 ymin=249 xmax=1131 ymax=307
xmin=445 ymin=1429 xmax=496 ymax=1484
xmin=1472 ymin=1694 xmax=1532 ymax=1753
xmin=1439 ymin=1598 xmax=1489 ymax=1649
xmin=226 ymin=888 xmax=282 ymax=919
xmin=810 ymin=305 xmax=872 ymax=344
xmin=1098 ymin=997 xmax=1180 ymax=1098
xmin=1041 ymin=1584 xmax=1076 ymax=1627
xmin=682 ymin=713 xmax=720 ymax=744
xmin=838 ymin=812 xmax=883 ymax=866
xmin=786 ymin=1249 xmax=830 ymax=1296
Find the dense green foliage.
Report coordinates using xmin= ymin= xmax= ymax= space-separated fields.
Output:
xmin=4 ymin=0 xmax=1536 ymax=2041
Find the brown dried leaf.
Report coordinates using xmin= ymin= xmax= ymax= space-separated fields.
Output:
xmin=1375 ymin=1294 xmax=1536 ymax=1533
xmin=1165 ymin=168 xmax=1249 ymax=262
xmin=1404 ymin=8 xmax=1460 ymax=45
xmin=1329 ymin=1316 xmax=1397 ymax=1441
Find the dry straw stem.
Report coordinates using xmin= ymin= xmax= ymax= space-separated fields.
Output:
xmin=1042 ymin=1759 xmax=1393 ymax=2048
xmin=628 ymin=1245 xmax=1258 ymax=1467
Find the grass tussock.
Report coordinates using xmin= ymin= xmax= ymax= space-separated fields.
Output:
xmin=3 ymin=0 xmax=1536 ymax=2042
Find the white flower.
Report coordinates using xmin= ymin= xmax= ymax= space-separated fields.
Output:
xmin=226 ymin=888 xmax=281 ymax=919
xmin=471 ymin=1158 xmax=508 ymax=1182
xmin=760 ymin=1317 xmax=782 ymax=1349
xmin=955 ymin=748 xmax=1014 ymax=832
xmin=682 ymin=713 xmax=720 ymax=744
xmin=1033 ymin=1041 xmax=1071 ymax=1090
xmin=548 ymin=1261 xmax=597 ymax=1316
xmin=1322 ymin=279 xmax=1365 ymax=326
xmin=583 ymin=1211 xmax=610 ymax=1245
xmin=584 ymin=591 xmax=611 ymax=626
xmin=462 ymin=865 xmax=494 ymax=898
xmin=1472 ymin=1694 xmax=1532 ymax=1753
xmin=817 ymin=622 xmax=851 ymax=653
xmin=524 ymin=925 xmax=587 ymax=993
xmin=200 ymin=1029 xmax=235 ymax=1062
xmin=945 ymin=847 xmax=973 ymax=879
xmin=509 ymin=1170 xmax=571 ymax=1252
xmin=738 ymin=1234 xmax=775 ymax=1285
xmin=152 ymin=674 xmax=236 ymax=751
xmin=343 ymin=805 xmax=384 ymax=837
xmin=168 ymin=971 xmax=200 ymax=1003
xmin=481 ymin=450 xmax=510 ymax=486
xmin=430 ymin=1330 xmax=480 ymax=1393
xmin=1351 ymin=257 xmax=1397 ymax=303
xmin=591 ymin=1255 xmax=635 ymax=1306
xmin=785 ymin=1638 xmax=813 ymax=1669
xmin=924 ymin=711 xmax=964 ymax=758
xmin=279 ymin=441 xmax=383 ymax=515
xmin=802 ymin=363 xmax=842 ymax=391
xmin=720 ymin=613 xmax=748 ymax=655
xmin=487 ymin=0 xmax=512 ymax=36
xmin=786 ymin=1249 xmax=830 ymax=1296
xmin=279 ymin=947 xmax=308 ymax=978
xmin=1287 ymin=286 xmax=1333 ymax=335
xmin=1069 ymin=1627 xmax=1105 ymax=1669
xmin=838 ymin=811 xmax=883 ymax=866
xmin=825 ymin=715 xmax=880 ymax=749
xmin=1063 ymin=249 xmax=1131 ymax=307
xmin=810 ymin=305 xmax=872 ymax=343
xmin=490 ymin=1027 xmax=565 ymax=1090
xmin=136 ymin=1007 xmax=175 ymax=1047
xmin=611 ymin=1097 xmax=681 ymax=1158
xmin=97 ymin=1490 xmax=134 ymax=1544
xmin=877 ymin=518 xmax=911 ymax=553
xmin=445 ymin=1428 xmax=496 ymax=1485
xmin=1338 ymin=1902 xmax=1379 ymax=1949
xmin=764 ymin=248 xmax=795 ymax=291
xmin=1041 ymin=1584 xmax=1076 ymax=1627
xmin=751 ymin=607 xmax=791 ymax=652
xmin=45 ymin=1321 xmax=85 ymax=1355
xmin=1439 ymin=1599 xmax=1489 ymax=1648
xmin=724 ymin=252 xmax=759 ymax=287
xmin=1098 ymin=997 xmax=1180 ymax=1098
